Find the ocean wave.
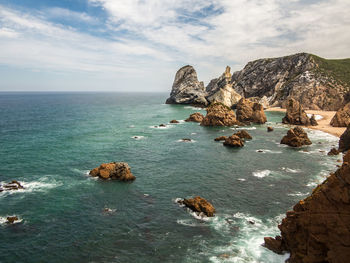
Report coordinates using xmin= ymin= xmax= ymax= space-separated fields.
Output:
xmin=281 ymin=167 xmax=301 ymax=173
xmin=306 ymin=129 xmax=338 ymax=142
xmin=177 ymin=139 xmax=196 ymax=143
xmin=0 ymin=177 xmax=62 ymax=197
xmin=237 ymin=178 xmax=246 ymax=182
xmin=252 ymin=170 xmax=271 ymax=178
xmin=231 ymin=127 xmax=257 ymax=131
xmin=184 ymin=106 xmax=204 ymax=111
xmin=256 ymin=149 xmax=282 ymax=154
xmin=0 ymin=216 xmax=23 ymax=225
xmin=149 ymin=125 xmax=173 ymax=129
xmin=287 ymin=191 xmax=309 ymax=197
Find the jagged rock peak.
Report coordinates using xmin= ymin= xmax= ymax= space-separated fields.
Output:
xmin=165 ymin=65 xmax=207 ymax=106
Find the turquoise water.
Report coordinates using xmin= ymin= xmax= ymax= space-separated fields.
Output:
xmin=0 ymin=93 xmax=340 ymax=263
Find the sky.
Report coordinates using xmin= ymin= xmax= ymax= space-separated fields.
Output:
xmin=0 ymin=0 xmax=349 ymax=92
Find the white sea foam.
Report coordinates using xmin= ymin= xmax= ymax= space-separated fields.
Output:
xmin=191 ymin=132 xmax=197 ymax=135
xmin=287 ymin=192 xmax=309 ymax=197
xmin=184 ymin=106 xmax=204 ymax=111
xmin=177 ymin=139 xmax=196 ymax=143
xmin=128 ymin=125 xmax=135 ymax=128
xmin=281 ymin=167 xmax=301 ymax=173
xmin=0 ymin=216 xmax=23 ymax=225
xmin=252 ymin=170 xmax=271 ymax=178
xmin=131 ymin=135 xmax=145 ymax=140
xmin=306 ymin=129 xmax=339 ymax=142
xmin=237 ymin=178 xmax=246 ymax=182
xmin=0 ymin=178 xmax=62 ymax=197
xmin=231 ymin=127 xmax=257 ymax=131
xmin=256 ymin=149 xmax=282 ymax=154
xmin=149 ymin=125 xmax=173 ymax=129
xmin=306 ymin=170 xmax=330 ymax=187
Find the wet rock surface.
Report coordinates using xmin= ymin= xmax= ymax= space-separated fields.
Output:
xmin=89 ymin=162 xmax=135 ymax=181
xmin=223 ymin=135 xmax=244 ymax=147
xmin=178 ymin=196 xmax=215 ymax=217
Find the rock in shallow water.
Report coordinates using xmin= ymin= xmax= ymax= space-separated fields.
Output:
xmin=178 ymin=196 xmax=215 ymax=217
xmin=201 ymin=103 xmax=239 ymax=127
xmin=280 ymin=127 xmax=312 ymax=147
xmin=233 ymin=130 xmax=252 ymax=140
xmin=235 ymin=98 xmax=267 ymax=124
xmin=214 ymin=136 xmax=228 ymax=141
xmin=6 ymin=216 xmax=19 ymax=224
xmin=89 ymin=162 xmax=135 ymax=181
xmin=282 ymin=98 xmax=311 ymax=125
xmin=223 ymin=135 xmax=244 ymax=147
xmin=185 ymin=112 xmax=204 ymax=123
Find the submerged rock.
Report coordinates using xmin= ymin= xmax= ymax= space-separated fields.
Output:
xmin=264 ymin=151 xmax=350 ymax=262
xmin=282 ymin=98 xmax=311 ymax=125
xmin=178 ymin=196 xmax=215 ymax=217
xmin=339 ymin=126 xmax=350 ymax=152
xmin=214 ymin=136 xmax=228 ymax=141
xmin=166 ymin=65 xmax=207 ymax=106
xmin=201 ymin=103 xmax=239 ymax=126
xmin=1 ymin=180 xmax=24 ymax=192
xmin=280 ymin=127 xmax=312 ymax=147
xmin=233 ymin=130 xmax=252 ymax=140
xmin=267 ymin=126 xmax=274 ymax=132
xmin=328 ymin=148 xmax=340 ymax=156
xmin=185 ymin=112 xmax=204 ymax=123
xmin=331 ymin=102 xmax=350 ymax=127
xmin=235 ymin=98 xmax=267 ymax=124
xmin=89 ymin=162 xmax=135 ymax=181
xmin=180 ymin=138 xmax=192 ymax=142
xmin=170 ymin=120 xmax=179 ymax=124
xmin=223 ymin=135 xmax=244 ymax=147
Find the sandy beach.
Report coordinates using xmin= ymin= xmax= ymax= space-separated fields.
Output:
xmin=266 ymin=107 xmax=346 ymax=137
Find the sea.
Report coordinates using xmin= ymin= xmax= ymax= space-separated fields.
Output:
xmin=0 ymin=92 xmax=341 ymax=263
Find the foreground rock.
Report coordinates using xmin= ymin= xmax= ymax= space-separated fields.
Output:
xmin=339 ymin=125 xmax=350 ymax=152
xmin=223 ymin=135 xmax=244 ymax=147
xmin=235 ymin=98 xmax=267 ymax=124
xmin=185 ymin=112 xmax=204 ymax=122
xmin=282 ymin=98 xmax=311 ymax=125
xmin=331 ymin=102 xmax=350 ymax=127
xmin=233 ymin=130 xmax=252 ymax=140
xmin=0 ymin=180 xmax=24 ymax=192
xmin=89 ymin=162 xmax=135 ymax=181
xmin=201 ymin=103 xmax=239 ymax=126
xmin=178 ymin=196 xmax=215 ymax=217
xmin=264 ymin=151 xmax=350 ymax=262
xmin=206 ymin=66 xmax=242 ymax=107
xmin=165 ymin=65 xmax=207 ymax=106
xmin=280 ymin=127 xmax=312 ymax=147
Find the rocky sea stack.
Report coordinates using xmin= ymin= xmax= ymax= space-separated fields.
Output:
xmin=201 ymin=103 xmax=239 ymax=126
xmin=178 ymin=196 xmax=215 ymax=217
xmin=264 ymin=151 xmax=350 ymax=262
xmin=89 ymin=162 xmax=135 ymax=181
xmin=166 ymin=53 xmax=350 ymax=110
xmin=281 ymin=127 xmax=312 ymax=147
xmin=185 ymin=112 xmax=204 ymax=123
xmin=282 ymin=98 xmax=312 ymax=125
xmin=236 ymin=98 xmax=267 ymax=124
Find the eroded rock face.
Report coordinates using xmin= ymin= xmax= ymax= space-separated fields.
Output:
xmin=339 ymin=126 xmax=350 ymax=152
xmin=166 ymin=65 xmax=207 ymax=106
xmin=236 ymin=98 xmax=267 ymax=124
xmin=206 ymin=66 xmax=242 ymax=107
xmin=178 ymin=196 xmax=215 ymax=217
xmin=282 ymin=98 xmax=311 ymax=125
xmin=89 ymin=162 xmax=135 ymax=181
xmin=280 ymin=127 xmax=312 ymax=147
xmin=331 ymin=102 xmax=350 ymax=127
xmin=264 ymin=151 xmax=350 ymax=263
xmin=185 ymin=112 xmax=204 ymax=123
xmin=201 ymin=103 xmax=239 ymax=127
xmin=223 ymin=135 xmax=244 ymax=147
xmin=231 ymin=53 xmax=349 ymax=110
xmin=233 ymin=130 xmax=252 ymax=140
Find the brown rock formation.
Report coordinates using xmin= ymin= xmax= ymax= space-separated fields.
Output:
xmin=185 ymin=112 xmax=204 ymax=123
xmin=328 ymin=148 xmax=340 ymax=156
xmin=235 ymin=98 xmax=267 ymax=124
xmin=1 ymin=180 xmax=24 ymax=191
xmin=6 ymin=216 xmax=19 ymax=224
xmin=331 ymin=102 xmax=350 ymax=127
xmin=214 ymin=136 xmax=228 ymax=141
xmin=201 ymin=103 xmax=239 ymax=126
xmin=310 ymin=114 xmax=318 ymax=126
xmin=282 ymin=98 xmax=311 ymax=125
xmin=170 ymin=120 xmax=179 ymax=124
xmin=178 ymin=196 xmax=215 ymax=217
xmin=339 ymin=126 xmax=350 ymax=152
xmin=234 ymin=130 xmax=252 ymax=140
xmin=267 ymin=126 xmax=274 ymax=132
xmin=264 ymin=151 xmax=350 ymax=263
xmin=223 ymin=135 xmax=244 ymax=147
xmin=89 ymin=162 xmax=135 ymax=181
xmin=280 ymin=127 xmax=312 ymax=147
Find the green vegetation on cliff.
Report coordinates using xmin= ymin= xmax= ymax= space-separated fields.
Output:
xmin=311 ymin=54 xmax=350 ymax=88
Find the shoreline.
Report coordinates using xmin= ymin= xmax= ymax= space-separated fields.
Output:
xmin=266 ymin=107 xmax=346 ymax=138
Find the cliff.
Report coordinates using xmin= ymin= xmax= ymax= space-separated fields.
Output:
xmin=166 ymin=53 xmax=350 ymax=110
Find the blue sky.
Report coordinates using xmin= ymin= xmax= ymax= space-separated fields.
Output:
xmin=0 ymin=0 xmax=349 ymax=91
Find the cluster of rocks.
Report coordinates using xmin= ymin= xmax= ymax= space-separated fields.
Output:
xmin=214 ymin=130 xmax=252 ymax=148
xmin=264 ymin=150 xmax=350 ymax=262
xmin=89 ymin=162 xmax=135 ymax=181
xmin=0 ymin=180 xmax=24 ymax=192
xmin=177 ymin=196 xmax=215 ymax=217
xmin=282 ymin=98 xmax=317 ymax=126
